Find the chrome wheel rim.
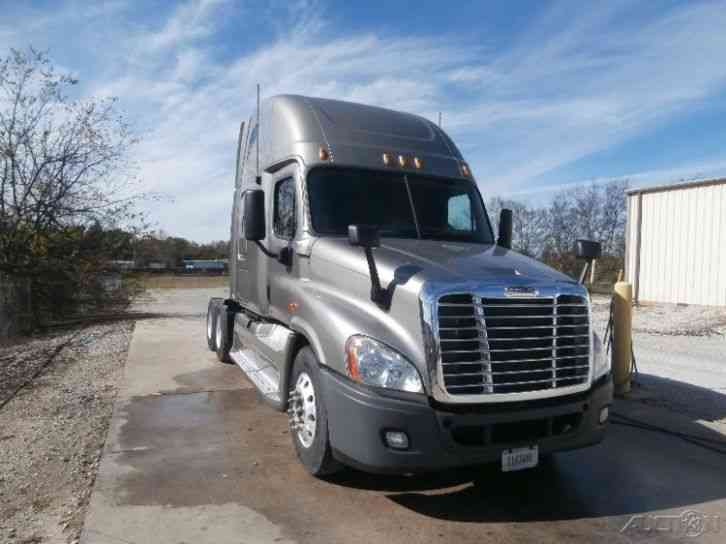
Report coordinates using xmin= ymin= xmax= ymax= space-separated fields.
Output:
xmin=288 ymin=372 xmax=317 ymax=448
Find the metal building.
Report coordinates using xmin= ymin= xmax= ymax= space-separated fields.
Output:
xmin=625 ymin=178 xmax=726 ymax=306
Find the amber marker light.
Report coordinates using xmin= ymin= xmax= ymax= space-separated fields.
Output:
xmin=345 ymin=337 xmax=362 ymax=381
xmin=413 ymin=157 xmax=423 ymax=169
xmin=460 ymin=161 xmax=471 ymax=177
xmin=319 ymin=146 xmax=330 ymax=161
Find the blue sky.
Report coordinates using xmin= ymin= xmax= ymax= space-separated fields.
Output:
xmin=2 ymin=0 xmax=726 ymax=241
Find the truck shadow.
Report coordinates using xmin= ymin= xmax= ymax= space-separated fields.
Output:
xmin=378 ymin=264 xmax=422 ymax=308
xmin=329 ymin=374 xmax=726 ymax=522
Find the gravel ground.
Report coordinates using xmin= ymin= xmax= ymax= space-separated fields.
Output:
xmin=591 ymin=295 xmax=726 ymax=437
xmin=0 ymin=322 xmax=133 ymax=544
xmin=591 ymin=295 xmax=726 ymax=337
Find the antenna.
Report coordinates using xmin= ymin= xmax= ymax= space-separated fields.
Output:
xmin=438 ymin=111 xmax=442 ymax=128
xmin=256 ymin=83 xmax=261 ymax=185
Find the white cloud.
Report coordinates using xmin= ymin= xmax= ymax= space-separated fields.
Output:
xmin=2 ymin=0 xmax=726 ymax=240
xmin=143 ymin=0 xmax=229 ymax=51
xmin=503 ymin=158 xmax=726 ymax=201
xmin=449 ymin=1 xmax=726 ymax=192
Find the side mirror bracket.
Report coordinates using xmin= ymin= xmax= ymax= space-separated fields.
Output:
xmin=348 ymin=225 xmax=390 ymax=309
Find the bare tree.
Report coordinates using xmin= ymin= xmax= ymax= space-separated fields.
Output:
xmin=600 ymin=179 xmax=628 ymax=255
xmin=0 ymin=48 xmax=142 ymax=324
xmin=488 ymin=197 xmax=547 ymax=257
xmin=0 ymin=48 xmax=140 ymax=277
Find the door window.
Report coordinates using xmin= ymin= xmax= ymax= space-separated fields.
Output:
xmin=274 ymin=177 xmax=296 ymax=240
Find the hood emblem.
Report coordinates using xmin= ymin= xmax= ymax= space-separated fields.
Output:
xmin=504 ymin=286 xmax=539 ymax=298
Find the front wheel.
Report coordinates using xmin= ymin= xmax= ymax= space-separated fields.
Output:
xmin=288 ymin=347 xmax=342 ymax=477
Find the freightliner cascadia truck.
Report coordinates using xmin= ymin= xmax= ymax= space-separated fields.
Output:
xmin=206 ymin=94 xmax=612 ymax=476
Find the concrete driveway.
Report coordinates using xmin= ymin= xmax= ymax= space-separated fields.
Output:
xmin=81 ymin=289 xmax=726 ymax=544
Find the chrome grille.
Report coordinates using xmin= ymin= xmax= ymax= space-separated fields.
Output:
xmin=438 ymin=293 xmax=590 ymax=395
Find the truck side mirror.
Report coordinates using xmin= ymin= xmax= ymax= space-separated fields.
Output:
xmin=576 ymin=239 xmax=601 ymax=285
xmin=576 ymin=239 xmax=602 ymax=261
xmin=348 ymin=224 xmax=380 ymax=247
xmin=497 ymin=208 xmax=513 ymax=249
xmin=244 ymin=190 xmax=266 ymax=241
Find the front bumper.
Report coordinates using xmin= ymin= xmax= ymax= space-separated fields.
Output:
xmin=321 ymin=369 xmax=612 ymax=474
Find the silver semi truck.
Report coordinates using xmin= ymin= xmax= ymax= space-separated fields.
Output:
xmin=206 ymin=94 xmax=612 ymax=476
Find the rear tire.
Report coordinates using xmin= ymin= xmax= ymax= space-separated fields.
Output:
xmin=215 ymin=305 xmax=234 ymax=364
xmin=206 ymin=298 xmax=223 ymax=351
xmin=288 ymin=347 xmax=342 ymax=477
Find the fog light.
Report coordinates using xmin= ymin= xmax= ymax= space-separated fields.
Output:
xmin=599 ymin=406 xmax=609 ymax=424
xmin=384 ymin=430 xmax=409 ymax=450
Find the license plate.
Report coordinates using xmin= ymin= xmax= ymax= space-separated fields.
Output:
xmin=501 ymin=445 xmax=538 ymax=472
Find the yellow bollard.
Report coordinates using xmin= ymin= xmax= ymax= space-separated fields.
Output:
xmin=612 ymin=281 xmax=633 ymax=396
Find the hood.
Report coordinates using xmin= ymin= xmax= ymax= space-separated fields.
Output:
xmin=311 ymin=237 xmax=576 ymax=289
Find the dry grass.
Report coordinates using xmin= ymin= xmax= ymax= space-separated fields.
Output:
xmin=138 ymin=274 xmax=228 ymax=289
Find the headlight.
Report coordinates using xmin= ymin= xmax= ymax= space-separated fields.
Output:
xmin=345 ymin=335 xmax=424 ymax=393
xmin=592 ymin=331 xmax=610 ymax=379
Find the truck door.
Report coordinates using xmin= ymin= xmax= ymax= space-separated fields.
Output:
xmin=266 ymin=164 xmax=300 ymax=324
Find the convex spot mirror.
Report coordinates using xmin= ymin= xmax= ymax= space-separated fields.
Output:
xmin=576 ymin=239 xmax=602 ymax=261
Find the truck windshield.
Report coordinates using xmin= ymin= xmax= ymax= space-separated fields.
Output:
xmin=307 ymin=167 xmax=494 ymax=244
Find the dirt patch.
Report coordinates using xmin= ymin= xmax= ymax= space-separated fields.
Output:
xmin=0 ymin=322 xmax=133 ymax=543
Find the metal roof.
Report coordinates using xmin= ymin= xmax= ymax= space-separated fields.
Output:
xmin=626 ymin=177 xmax=726 ymax=196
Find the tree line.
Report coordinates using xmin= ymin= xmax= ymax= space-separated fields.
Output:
xmin=129 ymin=231 xmax=229 ymax=268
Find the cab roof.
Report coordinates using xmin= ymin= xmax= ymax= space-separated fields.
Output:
xmin=257 ymin=95 xmax=467 ymax=179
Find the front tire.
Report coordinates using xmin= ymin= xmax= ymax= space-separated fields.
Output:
xmin=288 ymin=347 xmax=342 ymax=477
xmin=206 ymin=298 xmax=223 ymax=351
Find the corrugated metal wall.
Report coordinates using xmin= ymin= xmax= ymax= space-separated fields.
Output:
xmin=625 ymin=180 xmax=726 ymax=306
